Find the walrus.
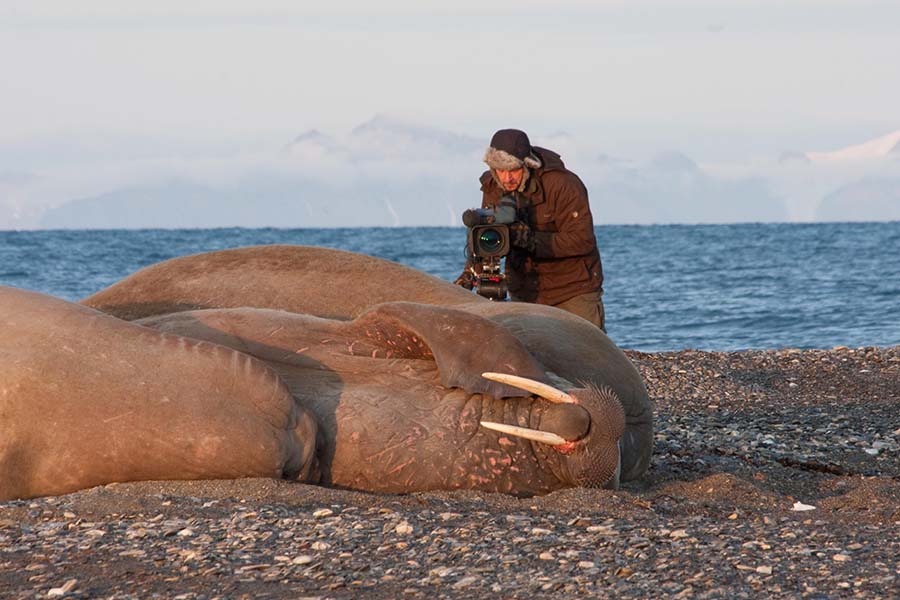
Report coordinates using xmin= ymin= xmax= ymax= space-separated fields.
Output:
xmin=138 ymin=300 xmax=651 ymax=493
xmin=82 ymin=245 xmax=653 ymax=488
xmin=0 ymin=285 xmax=318 ymax=501
xmin=81 ymin=244 xmax=481 ymax=321
xmin=3 ymin=246 xmax=652 ymax=500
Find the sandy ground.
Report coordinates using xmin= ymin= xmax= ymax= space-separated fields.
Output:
xmin=1 ymin=346 xmax=898 ymax=599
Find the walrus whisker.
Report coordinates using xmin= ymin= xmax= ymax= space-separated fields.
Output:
xmin=479 ymin=421 xmax=568 ymax=446
xmin=481 ymin=372 xmax=576 ymax=404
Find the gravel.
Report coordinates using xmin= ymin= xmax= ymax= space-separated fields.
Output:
xmin=2 ymin=346 xmax=898 ymax=599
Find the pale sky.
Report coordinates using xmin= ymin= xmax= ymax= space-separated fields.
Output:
xmin=2 ymin=0 xmax=899 ymax=167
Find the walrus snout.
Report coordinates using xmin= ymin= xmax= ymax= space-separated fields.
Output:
xmin=539 ymin=403 xmax=591 ymax=442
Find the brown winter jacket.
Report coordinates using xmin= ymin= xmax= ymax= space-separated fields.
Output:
xmin=480 ymin=147 xmax=604 ymax=306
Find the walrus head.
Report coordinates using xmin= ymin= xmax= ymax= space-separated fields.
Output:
xmin=479 ymin=372 xmax=626 ymax=489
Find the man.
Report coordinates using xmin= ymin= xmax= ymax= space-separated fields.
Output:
xmin=455 ymin=128 xmax=606 ymax=331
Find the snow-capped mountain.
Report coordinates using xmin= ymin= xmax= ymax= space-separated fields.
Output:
xmin=6 ymin=119 xmax=900 ymax=229
xmin=806 ymin=129 xmax=900 ymax=163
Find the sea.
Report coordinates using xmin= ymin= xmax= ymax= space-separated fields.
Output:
xmin=1 ymin=222 xmax=898 ymax=352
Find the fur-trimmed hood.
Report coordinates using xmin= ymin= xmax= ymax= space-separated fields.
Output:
xmin=483 ymin=129 xmax=543 ymax=171
xmin=483 ymin=146 xmax=542 ymax=171
xmin=481 ymin=147 xmax=567 ymax=192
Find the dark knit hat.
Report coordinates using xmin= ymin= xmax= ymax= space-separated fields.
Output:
xmin=484 ymin=129 xmax=542 ymax=170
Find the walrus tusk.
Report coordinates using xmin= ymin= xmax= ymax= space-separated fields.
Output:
xmin=479 ymin=421 xmax=568 ymax=446
xmin=482 ymin=372 xmax=576 ymax=404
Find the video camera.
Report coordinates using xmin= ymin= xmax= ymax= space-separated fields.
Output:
xmin=462 ymin=194 xmax=517 ymax=301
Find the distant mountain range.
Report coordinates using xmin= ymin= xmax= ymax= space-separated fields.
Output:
xmin=805 ymin=129 xmax=900 ymax=163
xmin=4 ymin=117 xmax=899 ymax=229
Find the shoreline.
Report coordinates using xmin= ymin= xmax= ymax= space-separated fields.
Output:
xmin=2 ymin=346 xmax=898 ymax=598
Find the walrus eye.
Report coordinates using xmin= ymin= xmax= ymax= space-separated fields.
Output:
xmin=479 ymin=421 xmax=568 ymax=446
xmin=481 ymin=372 xmax=576 ymax=404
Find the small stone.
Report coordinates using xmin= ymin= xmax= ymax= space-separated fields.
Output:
xmin=670 ymin=529 xmax=689 ymax=538
xmin=832 ymin=553 xmax=851 ymax=562
xmin=586 ymin=525 xmax=617 ymax=535
xmin=756 ymin=566 xmax=773 ymax=575
xmin=312 ymin=509 xmax=333 ymax=518
xmin=177 ymin=528 xmax=194 ymax=537
xmin=395 ymin=522 xmax=413 ymax=535
xmin=791 ymin=502 xmax=816 ymax=511
xmin=531 ymin=527 xmax=552 ymax=535
xmin=292 ymin=555 xmax=314 ymax=565
xmin=577 ymin=561 xmax=595 ymax=569
xmin=538 ymin=552 xmax=554 ymax=561
xmin=864 ymin=448 xmax=880 ymax=456
xmin=47 ymin=579 xmax=78 ymax=598
xmin=311 ymin=541 xmax=330 ymax=551
xmin=453 ymin=576 xmax=479 ymax=588
xmin=83 ymin=529 xmax=106 ymax=537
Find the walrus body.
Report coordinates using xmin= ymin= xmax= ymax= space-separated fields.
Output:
xmin=139 ymin=301 xmax=652 ymax=493
xmin=81 ymin=245 xmax=480 ymax=321
xmin=85 ymin=245 xmax=653 ymax=484
xmin=0 ymin=286 xmax=317 ymax=501
xmin=3 ymin=245 xmax=652 ymax=500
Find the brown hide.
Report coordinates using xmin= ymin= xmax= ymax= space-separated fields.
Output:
xmin=81 ymin=244 xmax=652 ymax=485
xmin=139 ymin=306 xmax=565 ymax=495
xmin=140 ymin=301 xmax=653 ymax=487
xmin=82 ymin=245 xmax=480 ymax=321
xmin=467 ymin=302 xmax=654 ymax=481
xmin=0 ymin=286 xmax=317 ymax=501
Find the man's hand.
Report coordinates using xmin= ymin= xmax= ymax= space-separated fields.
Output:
xmin=454 ymin=269 xmax=475 ymax=290
xmin=509 ymin=221 xmax=536 ymax=252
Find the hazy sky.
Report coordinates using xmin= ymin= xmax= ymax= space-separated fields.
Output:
xmin=2 ymin=0 xmax=899 ymax=166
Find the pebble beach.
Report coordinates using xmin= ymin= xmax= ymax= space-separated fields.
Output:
xmin=2 ymin=346 xmax=898 ymax=599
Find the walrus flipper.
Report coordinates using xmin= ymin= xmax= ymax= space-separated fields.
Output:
xmin=353 ymin=302 xmax=548 ymax=398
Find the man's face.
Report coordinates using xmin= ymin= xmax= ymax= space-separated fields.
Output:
xmin=495 ymin=168 xmax=525 ymax=192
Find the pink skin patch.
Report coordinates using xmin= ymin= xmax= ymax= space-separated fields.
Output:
xmin=553 ymin=441 xmax=578 ymax=455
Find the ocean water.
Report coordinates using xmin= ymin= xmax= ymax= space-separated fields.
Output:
xmin=1 ymin=222 xmax=898 ymax=352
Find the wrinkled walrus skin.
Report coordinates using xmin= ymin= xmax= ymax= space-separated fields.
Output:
xmin=81 ymin=245 xmax=481 ymax=321
xmin=0 ymin=286 xmax=318 ymax=501
xmin=3 ymin=245 xmax=652 ymax=500
xmin=139 ymin=300 xmax=652 ymax=494
xmin=81 ymin=245 xmax=652 ymax=492
xmin=81 ymin=245 xmax=652 ymax=482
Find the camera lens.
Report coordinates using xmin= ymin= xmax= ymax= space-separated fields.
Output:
xmin=478 ymin=228 xmax=503 ymax=253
